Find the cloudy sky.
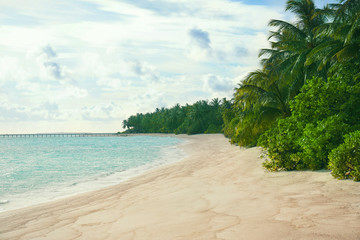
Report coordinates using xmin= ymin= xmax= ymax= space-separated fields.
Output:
xmin=0 ymin=0 xmax=334 ymax=133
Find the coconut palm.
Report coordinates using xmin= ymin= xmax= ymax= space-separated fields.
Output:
xmin=231 ymin=69 xmax=292 ymax=146
xmin=260 ymin=0 xmax=327 ymax=94
xmin=306 ymin=0 xmax=360 ymax=77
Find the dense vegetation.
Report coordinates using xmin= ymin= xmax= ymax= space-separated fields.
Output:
xmin=224 ymin=0 xmax=360 ymax=181
xmin=122 ymin=98 xmax=231 ymax=135
xmin=122 ymin=0 xmax=360 ymax=181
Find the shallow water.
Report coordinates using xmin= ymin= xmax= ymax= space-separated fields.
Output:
xmin=0 ymin=135 xmax=185 ymax=212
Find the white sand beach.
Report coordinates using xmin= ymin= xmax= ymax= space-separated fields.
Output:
xmin=1 ymin=134 xmax=359 ymax=240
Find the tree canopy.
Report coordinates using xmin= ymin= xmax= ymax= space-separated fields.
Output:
xmin=122 ymin=98 xmax=231 ymax=135
xmin=223 ymin=0 xmax=360 ymax=180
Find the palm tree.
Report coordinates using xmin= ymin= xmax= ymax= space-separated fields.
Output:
xmin=229 ymin=68 xmax=292 ymax=146
xmin=187 ymin=100 xmax=211 ymax=133
xmin=167 ymin=104 xmax=183 ymax=131
xmin=260 ymin=0 xmax=327 ymax=93
xmin=227 ymin=0 xmax=327 ymax=145
xmin=306 ymin=0 xmax=360 ymax=77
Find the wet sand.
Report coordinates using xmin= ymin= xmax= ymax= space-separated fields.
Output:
xmin=1 ymin=134 xmax=359 ymax=239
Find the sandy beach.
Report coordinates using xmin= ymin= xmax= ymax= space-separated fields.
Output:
xmin=1 ymin=134 xmax=359 ymax=240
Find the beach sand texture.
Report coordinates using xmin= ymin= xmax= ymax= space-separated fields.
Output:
xmin=1 ymin=134 xmax=359 ymax=240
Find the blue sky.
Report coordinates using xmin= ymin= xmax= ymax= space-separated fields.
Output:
xmin=0 ymin=0 xmax=336 ymax=133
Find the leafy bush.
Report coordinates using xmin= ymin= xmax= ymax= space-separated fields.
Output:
xmin=290 ymin=75 xmax=360 ymax=124
xmin=297 ymin=115 xmax=349 ymax=170
xmin=259 ymin=74 xmax=360 ymax=172
xmin=290 ymin=77 xmax=348 ymax=123
xmin=222 ymin=107 xmax=237 ymax=139
xmin=205 ymin=124 xmax=222 ymax=134
xmin=222 ymin=117 xmax=239 ymax=140
xmin=258 ymin=116 xmax=303 ymax=170
xmin=329 ymin=130 xmax=360 ymax=181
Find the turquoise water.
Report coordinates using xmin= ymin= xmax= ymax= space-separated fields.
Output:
xmin=0 ymin=135 xmax=184 ymax=211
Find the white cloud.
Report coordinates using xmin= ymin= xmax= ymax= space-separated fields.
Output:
xmin=188 ymin=28 xmax=211 ymax=49
xmin=0 ymin=0 xmax=296 ymax=133
xmin=0 ymin=56 xmax=26 ymax=86
xmin=203 ymin=74 xmax=235 ymax=100
xmin=126 ymin=60 xmax=160 ymax=83
xmin=31 ymin=44 xmax=68 ymax=82
xmin=63 ymin=85 xmax=88 ymax=98
xmin=186 ymin=28 xmax=213 ymax=61
xmin=42 ymin=45 xmax=57 ymax=58
xmin=81 ymin=102 xmax=123 ymax=121
xmin=0 ymin=102 xmax=29 ymax=121
xmin=0 ymin=100 xmax=65 ymax=122
xmin=128 ymin=89 xmax=167 ymax=114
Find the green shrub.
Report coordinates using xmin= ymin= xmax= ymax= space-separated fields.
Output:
xmin=222 ymin=117 xmax=239 ymax=140
xmin=290 ymin=75 xmax=360 ymax=126
xmin=259 ymin=74 xmax=360 ymax=173
xmin=258 ymin=116 xmax=303 ymax=171
xmin=328 ymin=130 xmax=360 ymax=181
xmin=298 ymin=115 xmax=349 ymax=170
xmin=291 ymin=77 xmax=348 ymax=123
xmin=205 ymin=124 xmax=222 ymax=134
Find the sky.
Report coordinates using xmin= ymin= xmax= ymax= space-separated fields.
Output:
xmin=0 ymin=0 xmax=335 ymax=133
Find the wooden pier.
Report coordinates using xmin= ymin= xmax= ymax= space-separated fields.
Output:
xmin=0 ymin=133 xmax=122 ymax=138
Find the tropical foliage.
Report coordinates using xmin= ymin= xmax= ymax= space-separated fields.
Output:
xmin=223 ymin=0 xmax=360 ymax=180
xmin=329 ymin=130 xmax=360 ymax=181
xmin=258 ymin=72 xmax=360 ymax=172
xmin=122 ymin=98 xmax=231 ymax=135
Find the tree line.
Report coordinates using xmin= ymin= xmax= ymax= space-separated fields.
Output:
xmin=122 ymin=98 xmax=231 ymax=135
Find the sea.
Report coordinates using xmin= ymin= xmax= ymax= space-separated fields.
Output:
xmin=0 ymin=135 xmax=185 ymax=212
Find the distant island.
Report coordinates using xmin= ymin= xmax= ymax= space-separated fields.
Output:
xmin=122 ymin=0 xmax=360 ymax=181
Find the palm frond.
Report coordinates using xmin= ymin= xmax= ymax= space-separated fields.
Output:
xmin=272 ymin=40 xmax=307 ymax=52
xmin=305 ymin=40 xmax=341 ymax=65
xmin=336 ymin=44 xmax=360 ymax=61
xmin=269 ymin=19 xmax=306 ymax=39
xmin=345 ymin=12 xmax=360 ymax=45
xmin=259 ymin=48 xmax=278 ymax=58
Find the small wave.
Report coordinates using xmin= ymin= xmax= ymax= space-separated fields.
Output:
xmin=0 ymin=199 xmax=9 ymax=204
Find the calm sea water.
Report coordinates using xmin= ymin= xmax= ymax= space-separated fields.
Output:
xmin=0 ymin=135 xmax=185 ymax=212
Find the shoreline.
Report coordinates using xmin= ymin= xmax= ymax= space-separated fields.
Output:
xmin=0 ymin=134 xmax=188 ymax=213
xmin=1 ymin=134 xmax=360 ymax=239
